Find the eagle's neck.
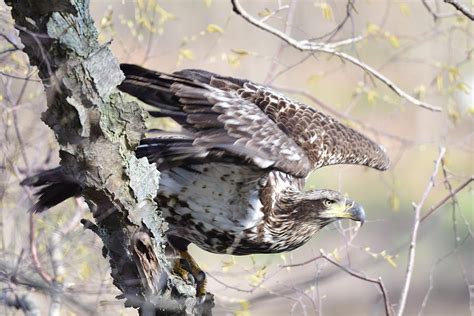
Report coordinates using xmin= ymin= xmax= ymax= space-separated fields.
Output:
xmin=254 ymin=172 xmax=320 ymax=252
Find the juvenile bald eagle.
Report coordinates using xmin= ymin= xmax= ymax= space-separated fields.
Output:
xmin=22 ymin=64 xmax=389 ymax=296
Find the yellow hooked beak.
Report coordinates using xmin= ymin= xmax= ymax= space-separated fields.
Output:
xmin=323 ymin=199 xmax=366 ymax=225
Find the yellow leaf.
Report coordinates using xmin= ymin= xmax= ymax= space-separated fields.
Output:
xmin=307 ymin=74 xmax=320 ymax=86
xmin=320 ymin=2 xmax=333 ymax=20
xmin=258 ymin=8 xmax=272 ymax=17
xmin=436 ymin=74 xmax=444 ymax=91
xmin=247 ymin=266 xmax=267 ymax=286
xmin=203 ymin=0 xmax=212 ymax=7
xmin=221 ymin=256 xmax=236 ymax=272
xmin=448 ymin=66 xmax=459 ymax=82
xmin=467 ymin=105 xmax=474 ymax=115
xmin=367 ymin=90 xmax=378 ymax=104
xmin=207 ymin=24 xmax=223 ymax=34
xmin=389 ymin=193 xmax=400 ymax=212
xmin=448 ymin=106 xmax=460 ymax=123
xmin=235 ymin=299 xmax=251 ymax=316
xmin=385 ymin=255 xmax=397 ymax=268
xmin=179 ymin=48 xmax=195 ymax=60
xmin=155 ymin=3 xmax=175 ymax=25
xmin=456 ymin=82 xmax=471 ymax=94
xmin=367 ymin=23 xmax=380 ymax=35
xmin=399 ymin=3 xmax=411 ymax=16
xmin=240 ymin=299 xmax=250 ymax=311
xmin=227 ymin=54 xmax=241 ymax=67
xmin=388 ymin=34 xmax=400 ymax=48
xmin=231 ymin=48 xmax=250 ymax=56
xmin=414 ymin=85 xmax=426 ymax=99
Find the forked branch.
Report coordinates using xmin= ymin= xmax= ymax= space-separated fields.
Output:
xmin=230 ymin=0 xmax=442 ymax=112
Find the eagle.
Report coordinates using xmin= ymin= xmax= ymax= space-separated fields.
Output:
xmin=22 ymin=64 xmax=389 ymax=297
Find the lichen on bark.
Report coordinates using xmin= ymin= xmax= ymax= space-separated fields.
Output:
xmin=5 ymin=0 xmax=211 ymax=314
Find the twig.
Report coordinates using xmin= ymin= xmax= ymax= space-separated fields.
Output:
xmin=263 ymin=0 xmax=297 ymax=84
xmin=48 ymin=232 xmax=65 ymax=316
xmin=230 ymin=0 xmax=442 ymax=112
xmin=29 ymin=213 xmax=52 ymax=285
xmin=420 ymin=176 xmax=474 ymax=223
xmin=397 ymin=147 xmax=446 ymax=316
xmin=421 ymin=0 xmax=456 ymax=20
xmin=281 ymin=251 xmax=392 ymax=316
xmin=321 ymin=251 xmax=391 ymax=316
xmin=444 ymin=0 xmax=474 ymax=20
xmin=0 ymin=290 xmax=41 ymax=316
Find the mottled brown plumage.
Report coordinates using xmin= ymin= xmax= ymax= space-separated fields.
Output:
xmin=23 ymin=64 xmax=389 ymax=257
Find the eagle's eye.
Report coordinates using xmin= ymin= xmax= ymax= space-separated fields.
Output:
xmin=323 ymin=199 xmax=334 ymax=207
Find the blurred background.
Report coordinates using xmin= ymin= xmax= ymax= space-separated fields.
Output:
xmin=0 ymin=0 xmax=473 ymax=315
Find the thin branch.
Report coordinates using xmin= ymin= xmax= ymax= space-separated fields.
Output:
xmin=397 ymin=147 xmax=446 ymax=316
xmin=230 ymin=0 xmax=442 ymax=112
xmin=444 ymin=0 xmax=474 ymax=20
xmin=320 ymin=251 xmax=391 ymax=316
xmin=29 ymin=213 xmax=52 ymax=285
xmin=0 ymin=290 xmax=41 ymax=316
xmin=263 ymin=0 xmax=297 ymax=84
xmin=281 ymin=251 xmax=392 ymax=316
xmin=420 ymin=176 xmax=474 ymax=223
xmin=421 ymin=0 xmax=456 ymax=20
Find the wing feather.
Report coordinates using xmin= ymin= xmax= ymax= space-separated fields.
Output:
xmin=118 ymin=64 xmax=389 ymax=177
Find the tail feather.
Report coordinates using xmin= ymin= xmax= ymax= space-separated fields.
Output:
xmin=21 ymin=167 xmax=81 ymax=213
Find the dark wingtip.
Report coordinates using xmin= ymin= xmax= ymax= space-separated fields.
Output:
xmin=119 ymin=63 xmax=150 ymax=77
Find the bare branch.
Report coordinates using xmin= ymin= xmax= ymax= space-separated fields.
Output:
xmin=230 ymin=0 xmax=442 ymax=112
xmin=29 ymin=213 xmax=52 ymax=285
xmin=444 ymin=0 xmax=474 ymax=20
xmin=420 ymin=176 xmax=474 ymax=223
xmin=397 ymin=147 xmax=446 ymax=316
xmin=421 ymin=0 xmax=456 ymax=20
xmin=280 ymin=251 xmax=392 ymax=316
xmin=0 ymin=290 xmax=40 ymax=316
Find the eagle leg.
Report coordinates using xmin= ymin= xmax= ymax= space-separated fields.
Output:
xmin=176 ymin=250 xmax=207 ymax=300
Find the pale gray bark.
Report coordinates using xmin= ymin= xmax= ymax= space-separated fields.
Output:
xmin=5 ymin=0 xmax=213 ymax=314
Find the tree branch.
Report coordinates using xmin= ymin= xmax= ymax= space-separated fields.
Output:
xmin=397 ymin=147 xmax=446 ymax=316
xmin=420 ymin=176 xmax=474 ymax=223
xmin=281 ymin=251 xmax=392 ymax=316
xmin=5 ymin=0 xmax=213 ymax=314
xmin=230 ymin=0 xmax=442 ymax=112
xmin=444 ymin=0 xmax=474 ymax=20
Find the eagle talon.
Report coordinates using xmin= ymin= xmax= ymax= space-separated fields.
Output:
xmin=173 ymin=250 xmax=207 ymax=299
xmin=172 ymin=258 xmax=194 ymax=284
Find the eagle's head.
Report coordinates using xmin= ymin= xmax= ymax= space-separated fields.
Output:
xmin=295 ymin=189 xmax=365 ymax=228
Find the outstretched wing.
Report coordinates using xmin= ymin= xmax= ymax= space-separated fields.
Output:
xmin=237 ymin=82 xmax=389 ymax=171
xmin=119 ymin=64 xmax=389 ymax=178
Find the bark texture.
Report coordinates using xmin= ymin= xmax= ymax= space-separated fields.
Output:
xmin=5 ymin=0 xmax=213 ymax=314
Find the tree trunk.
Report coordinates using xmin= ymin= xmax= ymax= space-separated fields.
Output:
xmin=5 ymin=0 xmax=213 ymax=314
